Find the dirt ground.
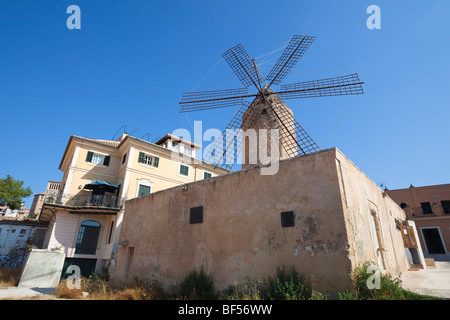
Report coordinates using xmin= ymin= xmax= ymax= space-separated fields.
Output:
xmin=1 ymin=262 xmax=449 ymax=300
xmin=400 ymin=261 xmax=450 ymax=299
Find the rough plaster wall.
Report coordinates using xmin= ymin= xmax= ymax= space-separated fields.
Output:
xmin=116 ymin=148 xmax=355 ymax=293
xmin=47 ymin=212 xmax=79 ymax=252
xmin=335 ymin=150 xmax=409 ymax=275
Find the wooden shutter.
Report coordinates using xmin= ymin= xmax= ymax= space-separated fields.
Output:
xmin=180 ymin=165 xmax=189 ymax=176
xmin=138 ymin=152 xmax=145 ymax=163
xmin=103 ymin=156 xmax=111 ymax=166
xmin=400 ymin=225 xmax=418 ymax=248
xmin=86 ymin=151 xmax=94 ymax=162
xmin=138 ymin=185 xmax=151 ymax=197
xmin=153 ymin=156 xmax=159 ymax=168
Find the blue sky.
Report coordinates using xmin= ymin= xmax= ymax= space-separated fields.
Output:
xmin=1 ymin=0 xmax=449 ymax=208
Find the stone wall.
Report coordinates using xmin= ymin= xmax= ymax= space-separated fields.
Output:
xmin=115 ymin=148 xmax=409 ymax=293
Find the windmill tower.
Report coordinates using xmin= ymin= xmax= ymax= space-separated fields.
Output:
xmin=179 ymin=35 xmax=364 ymax=171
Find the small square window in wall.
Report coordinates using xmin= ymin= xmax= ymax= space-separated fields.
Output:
xmin=180 ymin=164 xmax=189 ymax=176
xmin=204 ymin=172 xmax=212 ymax=179
xmin=190 ymin=206 xmax=203 ymax=224
xmin=280 ymin=211 xmax=295 ymax=227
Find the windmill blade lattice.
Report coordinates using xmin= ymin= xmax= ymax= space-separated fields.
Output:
xmin=222 ymin=44 xmax=264 ymax=89
xmin=278 ymin=73 xmax=364 ymax=100
xmin=179 ymin=87 xmax=250 ymax=113
xmin=265 ymin=35 xmax=316 ymax=87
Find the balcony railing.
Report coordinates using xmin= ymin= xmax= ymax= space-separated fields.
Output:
xmin=43 ymin=191 xmax=123 ymax=209
xmin=408 ymin=205 xmax=450 ymax=217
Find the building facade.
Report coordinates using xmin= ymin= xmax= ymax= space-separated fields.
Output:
xmin=387 ymin=184 xmax=450 ymax=261
xmin=28 ymin=193 xmax=45 ymax=218
xmin=38 ymin=133 xmax=229 ymax=276
xmin=115 ymin=148 xmax=411 ymax=294
xmin=0 ymin=219 xmax=48 ymax=268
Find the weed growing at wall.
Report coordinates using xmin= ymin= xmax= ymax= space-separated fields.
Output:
xmin=0 ymin=267 xmax=21 ymax=287
xmin=339 ymin=261 xmax=441 ymax=300
xmin=262 ymin=266 xmax=312 ymax=300
xmin=178 ymin=266 xmax=217 ymax=300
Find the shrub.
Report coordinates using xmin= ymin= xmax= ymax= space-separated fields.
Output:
xmin=348 ymin=261 xmax=441 ymax=300
xmin=0 ymin=267 xmax=22 ymax=287
xmin=262 ymin=266 xmax=312 ymax=300
xmin=220 ymin=280 xmax=263 ymax=300
xmin=179 ymin=267 xmax=217 ymax=299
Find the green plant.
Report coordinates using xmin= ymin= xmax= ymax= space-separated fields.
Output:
xmin=349 ymin=261 xmax=441 ymax=300
xmin=179 ymin=267 xmax=217 ymax=299
xmin=262 ymin=266 xmax=312 ymax=300
xmin=337 ymin=291 xmax=357 ymax=300
xmin=221 ymin=280 xmax=263 ymax=300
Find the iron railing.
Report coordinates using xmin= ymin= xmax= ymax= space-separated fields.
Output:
xmin=43 ymin=191 xmax=123 ymax=209
xmin=408 ymin=205 xmax=450 ymax=216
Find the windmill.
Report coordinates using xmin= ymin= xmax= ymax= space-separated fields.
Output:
xmin=179 ymin=35 xmax=364 ymax=171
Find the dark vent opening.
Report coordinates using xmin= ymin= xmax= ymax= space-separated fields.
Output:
xmin=281 ymin=211 xmax=295 ymax=227
xmin=190 ymin=206 xmax=204 ymax=224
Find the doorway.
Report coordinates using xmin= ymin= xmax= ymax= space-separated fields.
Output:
xmin=421 ymin=228 xmax=446 ymax=254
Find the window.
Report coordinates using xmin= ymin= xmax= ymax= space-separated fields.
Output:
xmin=280 ymin=211 xmax=295 ymax=227
xmin=19 ymin=229 xmax=26 ymax=237
xmin=108 ymin=221 xmax=114 ymax=244
xmin=190 ymin=206 xmax=203 ymax=224
xmin=441 ymin=200 xmax=450 ymax=214
xmin=184 ymin=146 xmax=192 ymax=156
xmin=122 ymin=153 xmax=127 ymax=165
xmin=204 ymin=172 xmax=212 ymax=179
xmin=179 ymin=164 xmax=189 ymax=177
xmin=421 ymin=202 xmax=433 ymax=214
xmin=92 ymin=154 xmax=104 ymax=164
xmin=138 ymin=185 xmax=151 ymax=197
xmin=86 ymin=151 xmax=110 ymax=166
xmin=422 ymin=228 xmax=446 ymax=254
xmin=172 ymin=142 xmax=179 ymax=152
xmin=138 ymin=152 xmax=159 ymax=168
xmin=75 ymin=220 xmax=101 ymax=255
xmin=11 ymin=229 xmax=16 ymax=233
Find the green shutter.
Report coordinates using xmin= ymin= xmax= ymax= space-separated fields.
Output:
xmin=153 ymin=156 xmax=159 ymax=168
xmin=103 ymin=156 xmax=110 ymax=166
xmin=138 ymin=152 xmax=145 ymax=163
xmin=86 ymin=151 xmax=94 ymax=162
xmin=180 ymin=164 xmax=189 ymax=176
xmin=138 ymin=185 xmax=151 ymax=197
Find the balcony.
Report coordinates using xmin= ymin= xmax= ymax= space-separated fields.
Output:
xmin=43 ymin=191 xmax=123 ymax=210
xmin=408 ymin=205 xmax=450 ymax=217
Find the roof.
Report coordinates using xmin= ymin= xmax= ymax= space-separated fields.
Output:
xmin=58 ymin=134 xmax=230 ymax=173
xmin=155 ymin=133 xmax=202 ymax=149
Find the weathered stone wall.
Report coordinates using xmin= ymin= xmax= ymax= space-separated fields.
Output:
xmin=115 ymin=148 xmax=409 ymax=294
xmin=335 ymin=150 xmax=410 ymax=275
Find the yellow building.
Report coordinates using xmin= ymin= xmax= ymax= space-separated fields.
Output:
xmin=39 ymin=133 xmax=229 ymax=276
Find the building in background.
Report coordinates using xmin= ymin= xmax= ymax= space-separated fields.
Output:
xmin=0 ymin=218 xmax=48 ymax=268
xmin=0 ymin=206 xmax=29 ymax=220
xmin=387 ymin=183 xmax=450 ymax=261
xmin=38 ymin=133 xmax=229 ymax=277
xmin=28 ymin=193 xmax=45 ymax=219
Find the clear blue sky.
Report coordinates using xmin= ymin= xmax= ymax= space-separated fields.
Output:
xmin=1 ymin=1 xmax=449 ymax=208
